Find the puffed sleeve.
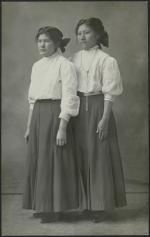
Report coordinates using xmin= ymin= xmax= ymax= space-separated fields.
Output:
xmin=101 ymin=57 xmax=123 ymax=102
xmin=59 ymin=60 xmax=80 ymax=121
xmin=28 ymin=64 xmax=36 ymax=110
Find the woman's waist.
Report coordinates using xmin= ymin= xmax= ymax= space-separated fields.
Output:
xmin=36 ymin=98 xmax=61 ymax=102
xmin=35 ymin=98 xmax=61 ymax=106
xmin=33 ymin=94 xmax=61 ymax=102
xmin=77 ymin=91 xmax=103 ymax=97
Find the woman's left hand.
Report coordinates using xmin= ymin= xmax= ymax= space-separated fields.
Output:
xmin=56 ymin=128 xmax=67 ymax=146
xmin=96 ymin=119 xmax=109 ymax=141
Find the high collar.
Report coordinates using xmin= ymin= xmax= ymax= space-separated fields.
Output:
xmin=83 ymin=45 xmax=99 ymax=52
xmin=42 ymin=50 xmax=60 ymax=62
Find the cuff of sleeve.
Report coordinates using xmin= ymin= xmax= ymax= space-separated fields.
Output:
xmin=104 ymin=94 xmax=114 ymax=102
xmin=59 ymin=113 xmax=71 ymax=122
xmin=29 ymin=103 xmax=34 ymax=110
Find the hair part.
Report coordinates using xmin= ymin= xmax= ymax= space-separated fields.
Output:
xmin=35 ymin=26 xmax=70 ymax=53
xmin=75 ymin=17 xmax=109 ymax=48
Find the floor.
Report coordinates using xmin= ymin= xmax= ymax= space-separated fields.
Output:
xmin=2 ymin=192 xmax=149 ymax=236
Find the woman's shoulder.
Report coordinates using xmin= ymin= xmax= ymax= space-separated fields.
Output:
xmin=71 ymin=51 xmax=82 ymax=62
xmin=96 ymin=49 xmax=110 ymax=60
xmin=58 ymin=54 xmax=76 ymax=69
xmin=32 ymin=57 xmax=45 ymax=68
xmin=97 ymin=50 xmax=118 ymax=65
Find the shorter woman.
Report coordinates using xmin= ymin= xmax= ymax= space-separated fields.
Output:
xmin=23 ymin=26 xmax=80 ymax=223
xmin=71 ymin=18 xmax=127 ymax=222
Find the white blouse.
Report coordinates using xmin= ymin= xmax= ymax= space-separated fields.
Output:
xmin=28 ymin=51 xmax=80 ymax=121
xmin=71 ymin=45 xmax=123 ymax=101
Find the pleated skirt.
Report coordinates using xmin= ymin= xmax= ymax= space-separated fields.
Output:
xmin=73 ymin=94 xmax=127 ymax=211
xmin=22 ymin=99 xmax=79 ymax=212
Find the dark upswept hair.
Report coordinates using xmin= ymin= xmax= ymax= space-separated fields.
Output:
xmin=35 ymin=26 xmax=70 ymax=53
xmin=75 ymin=17 xmax=109 ymax=49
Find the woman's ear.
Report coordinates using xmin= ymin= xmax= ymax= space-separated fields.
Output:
xmin=95 ymin=33 xmax=100 ymax=41
xmin=54 ymin=42 xmax=60 ymax=50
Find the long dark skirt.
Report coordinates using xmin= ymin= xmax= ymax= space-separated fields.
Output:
xmin=22 ymin=100 xmax=79 ymax=212
xmin=73 ymin=94 xmax=127 ymax=211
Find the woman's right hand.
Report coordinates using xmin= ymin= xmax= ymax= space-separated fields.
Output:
xmin=56 ymin=128 xmax=67 ymax=146
xmin=24 ymin=128 xmax=30 ymax=143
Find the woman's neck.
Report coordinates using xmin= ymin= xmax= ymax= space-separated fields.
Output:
xmin=83 ymin=44 xmax=99 ymax=51
xmin=43 ymin=49 xmax=59 ymax=59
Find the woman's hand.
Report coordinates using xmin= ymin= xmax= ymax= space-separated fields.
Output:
xmin=24 ymin=128 xmax=30 ymax=144
xmin=56 ymin=128 xmax=67 ymax=146
xmin=24 ymin=108 xmax=33 ymax=144
xmin=96 ymin=119 xmax=109 ymax=141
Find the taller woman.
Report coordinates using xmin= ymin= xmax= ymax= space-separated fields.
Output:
xmin=71 ymin=18 xmax=127 ymax=221
xmin=23 ymin=26 xmax=80 ymax=222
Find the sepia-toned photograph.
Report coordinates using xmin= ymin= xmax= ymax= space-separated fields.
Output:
xmin=1 ymin=1 xmax=149 ymax=235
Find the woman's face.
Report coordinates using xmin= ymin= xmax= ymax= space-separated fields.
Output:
xmin=37 ymin=33 xmax=57 ymax=57
xmin=77 ymin=24 xmax=98 ymax=50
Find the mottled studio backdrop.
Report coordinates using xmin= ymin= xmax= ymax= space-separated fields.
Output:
xmin=2 ymin=1 xmax=148 ymax=193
